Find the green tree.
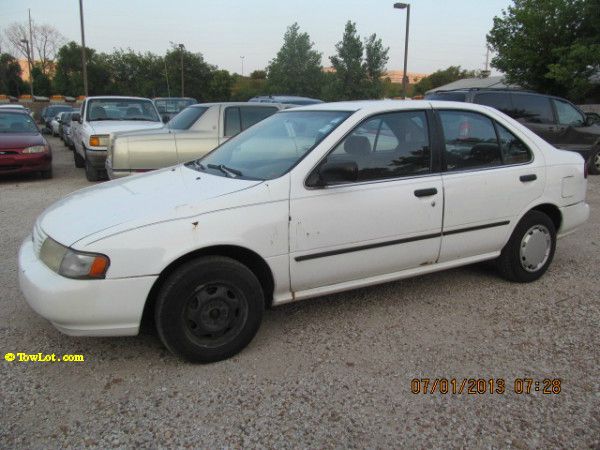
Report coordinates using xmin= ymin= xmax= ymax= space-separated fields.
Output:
xmin=104 ymin=49 xmax=165 ymax=97
xmin=363 ymin=34 xmax=389 ymax=98
xmin=330 ymin=21 xmax=367 ymax=100
xmin=250 ymin=70 xmax=266 ymax=80
xmin=413 ymin=66 xmax=480 ymax=95
xmin=164 ymin=45 xmax=214 ymax=101
xmin=0 ymin=53 xmax=27 ymax=96
xmin=487 ymin=0 xmax=600 ymax=101
xmin=207 ymin=69 xmax=233 ymax=101
xmin=31 ymin=65 xmax=52 ymax=96
xmin=267 ymin=23 xmax=324 ymax=97
xmin=53 ymin=41 xmax=112 ymax=96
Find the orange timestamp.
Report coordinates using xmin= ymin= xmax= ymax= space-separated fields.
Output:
xmin=410 ymin=378 xmax=561 ymax=395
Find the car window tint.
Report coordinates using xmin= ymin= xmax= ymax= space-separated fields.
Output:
xmin=240 ymin=106 xmax=278 ymax=130
xmin=425 ymin=92 xmax=467 ymax=101
xmin=439 ymin=110 xmax=502 ymax=171
xmin=553 ymin=99 xmax=585 ymax=126
xmin=328 ymin=110 xmax=431 ymax=182
xmin=495 ymin=123 xmax=532 ymax=165
xmin=224 ymin=107 xmax=241 ymax=137
xmin=473 ymin=92 xmax=512 ymax=115
xmin=511 ymin=94 xmax=554 ymax=124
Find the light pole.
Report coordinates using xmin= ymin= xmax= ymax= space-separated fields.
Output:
xmin=394 ymin=2 xmax=410 ymax=98
xmin=178 ymin=44 xmax=185 ymax=97
xmin=20 ymin=39 xmax=34 ymax=97
xmin=79 ymin=0 xmax=88 ymax=96
xmin=240 ymin=56 xmax=245 ymax=77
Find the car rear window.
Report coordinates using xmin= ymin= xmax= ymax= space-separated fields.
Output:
xmin=511 ymin=94 xmax=554 ymax=124
xmin=473 ymin=92 xmax=513 ymax=115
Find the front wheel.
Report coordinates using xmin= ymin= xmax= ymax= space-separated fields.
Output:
xmin=588 ymin=148 xmax=600 ymax=175
xmin=74 ymin=150 xmax=84 ymax=168
xmin=155 ymin=256 xmax=264 ymax=363
xmin=496 ymin=211 xmax=556 ymax=282
xmin=85 ymin=156 xmax=101 ymax=181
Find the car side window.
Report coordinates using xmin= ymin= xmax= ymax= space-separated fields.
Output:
xmin=553 ymin=99 xmax=585 ymax=126
xmin=439 ymin=110 xmax=502 ymax=171
xmin=511 ymin=94 xmax=554 ymax=124
xmin=495 ymin=123 xmax=532 ymax=165
xmin=224 ymin=107 xmax=241 ymax=137
xmin=473 ymin=92 xmax=512 ymax=115
xmin=327 ymin=110 xmax=431 ymax=182
xmin=240 ymin=106 xmax=278 ymax=131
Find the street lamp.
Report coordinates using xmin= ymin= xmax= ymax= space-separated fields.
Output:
xmin=240 ymin=56 xmax=245 ymax=77
xmin=393 ymin=2 xmax=410 ymax=98
xmin=20 ymin=39 xmax=34 ymax=97
xmin=178 ymin=44 xmax=185 ymax=97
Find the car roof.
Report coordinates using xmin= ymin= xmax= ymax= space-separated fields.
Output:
xmin=289 ymin=99 xmax=500 ymax=114
xmin=0 ymin=104 xmax=26 ymax=109
xmin=190 ymin=102 xmax=286 ymax=108
xmin=0 ymin=107 xmax=31 ymax=115
xmin=85 ymin=96 xmax=153 ymax=101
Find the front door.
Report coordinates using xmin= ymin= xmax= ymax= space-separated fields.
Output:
xmin=289 ymin=109 xmax=443 ymax=293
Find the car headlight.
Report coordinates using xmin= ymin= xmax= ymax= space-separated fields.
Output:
xmin=22 ymin=145 xmax=48 ymax=154
xmin=89 ymin=134 xmax=109 ymax=147
xmin=39 ymin=237 xmax=110 ymax=279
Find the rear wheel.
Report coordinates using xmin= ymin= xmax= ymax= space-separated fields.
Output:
xmin=496 ymin=210 xmax=556 ymax=282
xmin=155 ymin=256 xmax=264 ymax=363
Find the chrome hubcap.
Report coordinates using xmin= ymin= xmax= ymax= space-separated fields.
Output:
xmin=519 ymin=225 xmax=551 ymax=272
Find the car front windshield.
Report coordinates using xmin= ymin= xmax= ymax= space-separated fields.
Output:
xmin=190 ymin=110 xmax=351 ymax=180
xmin=0 ymin=112 xmax=38 ymax=133
xmin=168 ymin=106 xmax=209 ymax=130
xmin=86 ymin=99 xmax=160 ymax=122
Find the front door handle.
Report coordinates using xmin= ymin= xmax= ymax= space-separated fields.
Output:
xmin=520 ymin=174 xmax=537 ymax=182
xmin=414 ymin=188 xmax=438 ymax=197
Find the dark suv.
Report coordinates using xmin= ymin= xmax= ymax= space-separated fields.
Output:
xmin=425 ymin=89 xmax=600 ymax=174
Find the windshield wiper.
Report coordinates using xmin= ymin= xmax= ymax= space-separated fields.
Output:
xmin=207 ymin=163 xmax=242 ymax=177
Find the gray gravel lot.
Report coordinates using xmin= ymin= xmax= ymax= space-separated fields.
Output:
xmin=1 ymin=136 xmax=599 ymax=449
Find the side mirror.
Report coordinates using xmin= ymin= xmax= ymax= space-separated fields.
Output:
xmin=162 ymin=114 xmax=169 ymax=124
xmin=72 ymin=113 xmax=81 ymax=123
xmin=309 ymin=160 xmax=358 ymax=187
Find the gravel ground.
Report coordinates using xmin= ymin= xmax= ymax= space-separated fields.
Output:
xmin=1 ymin=136 xmax=599 ymax=449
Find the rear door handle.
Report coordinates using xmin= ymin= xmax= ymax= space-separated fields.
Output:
xmin=414 ymin=188 xmax=438 ymax=197
xmin=520 ymin=174 xmax=537 ymax=182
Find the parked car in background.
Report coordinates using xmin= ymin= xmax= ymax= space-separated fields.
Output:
xmin=106 ymin=102 xmax=284 ymax=179
xmin=0 ymin=104 xmax=34 ymax=119
xmin=249 ymin=95 xmax=323 ymax=105
xmin=50 ymin=112 xmax=64 ymax=137
xmin=0 ymin=108 xmax=52 ymax=178
xmin=40 ymin=104 xmax=73 ymax=133
xmin=71 ymin=96 xmax=163 ymax=181
xmin=153 ymin=97 xmax=197 ymax=123
xmin=59 ymin=111 xmax=79 ymax=148
xmin=424 ymin=89 xmax=600 ymax=174
xmin=19 ymin=100 xmax=589 ymax=362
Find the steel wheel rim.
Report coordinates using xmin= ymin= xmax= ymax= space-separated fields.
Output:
xmin=519 ymin=225 xmax=551 ymax=273
xmin=183 ymin=282 xmax=248 ymax=348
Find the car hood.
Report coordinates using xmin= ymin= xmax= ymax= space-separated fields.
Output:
xmin=38 ymin=165 xmax=263 ymax=246
xmin=88 ymin=120 xmax=164 ymax=135
xmin=0 ymin=133 xmax=45 ymax=150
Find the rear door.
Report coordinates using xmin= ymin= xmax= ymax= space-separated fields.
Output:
xmin=437 ymin=108 xmax=545 ymax=262
xmin=551 ymin=98 xmax=597 ymax=158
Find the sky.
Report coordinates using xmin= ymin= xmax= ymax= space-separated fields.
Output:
xmin=0 ymin=0 xmax=511 ymax=76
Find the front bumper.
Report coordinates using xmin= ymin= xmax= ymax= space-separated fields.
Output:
xmin=557 ymin=201 xmax=590 ymax=238
xmin=0 ymin=153 xmax=51 ymax=175
xmin=105 ymin=156 xmax=131 ymax=180
xmin=85 ymin=147 xmax=108 ymax=169
xmin=18 ymin=238 xmax=157 ymax=336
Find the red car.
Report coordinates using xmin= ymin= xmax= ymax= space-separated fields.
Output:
xmin=0 ymin=109 xmax=52 ymax=178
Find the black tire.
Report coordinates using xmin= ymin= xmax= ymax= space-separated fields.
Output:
xmin=155 ymin=256 xmax=264 ymax=363
xmin=40 ymin=168 xmax=53 ymax=179
xmin=496 ymin=210 xmax=556 ymax=282
xmin=588 ymin=148 xmax=600 ymax=175
xmin=84 ymin=154 xmax=101 ymax=181
xmin=74 ymin=150 xmax=85 ymax=168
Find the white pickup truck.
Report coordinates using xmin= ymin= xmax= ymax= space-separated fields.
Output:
xmin=106 ymin=102 xmax=286 ymax=179
xmin=71 ymin=96 xmax=164 ymax=181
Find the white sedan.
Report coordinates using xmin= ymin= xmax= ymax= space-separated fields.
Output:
xmin=19 ymin=101 xmax=589 ymax=363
